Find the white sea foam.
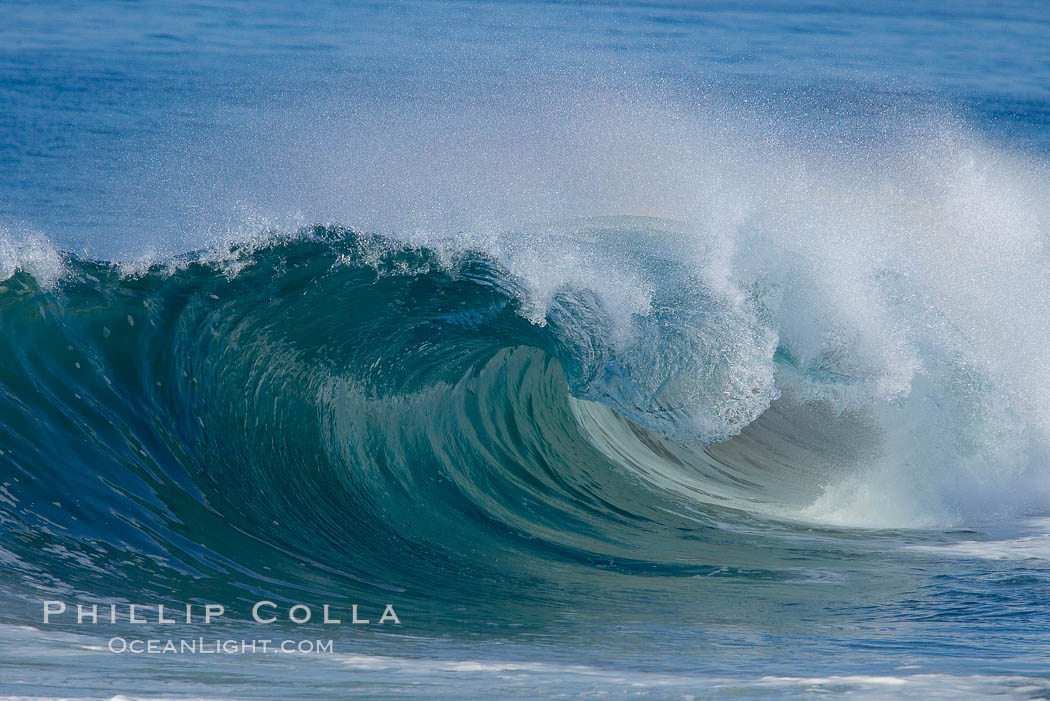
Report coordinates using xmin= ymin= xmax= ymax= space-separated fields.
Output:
xmin=0 ymin=224 xmax=64 ymax=289
xmin=905 ymin=518 xmax=1050 ymax=560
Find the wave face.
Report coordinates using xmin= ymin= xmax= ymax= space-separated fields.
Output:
xmin=2 ymin=204 xmax=1050 ymax=592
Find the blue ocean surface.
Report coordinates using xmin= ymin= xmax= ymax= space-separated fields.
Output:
xmin=2 ymin=1 xmax=1050 ymax=699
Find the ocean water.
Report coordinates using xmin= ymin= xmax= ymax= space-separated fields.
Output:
xmin=2 ymin=1 xmax=1050 ymax=699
